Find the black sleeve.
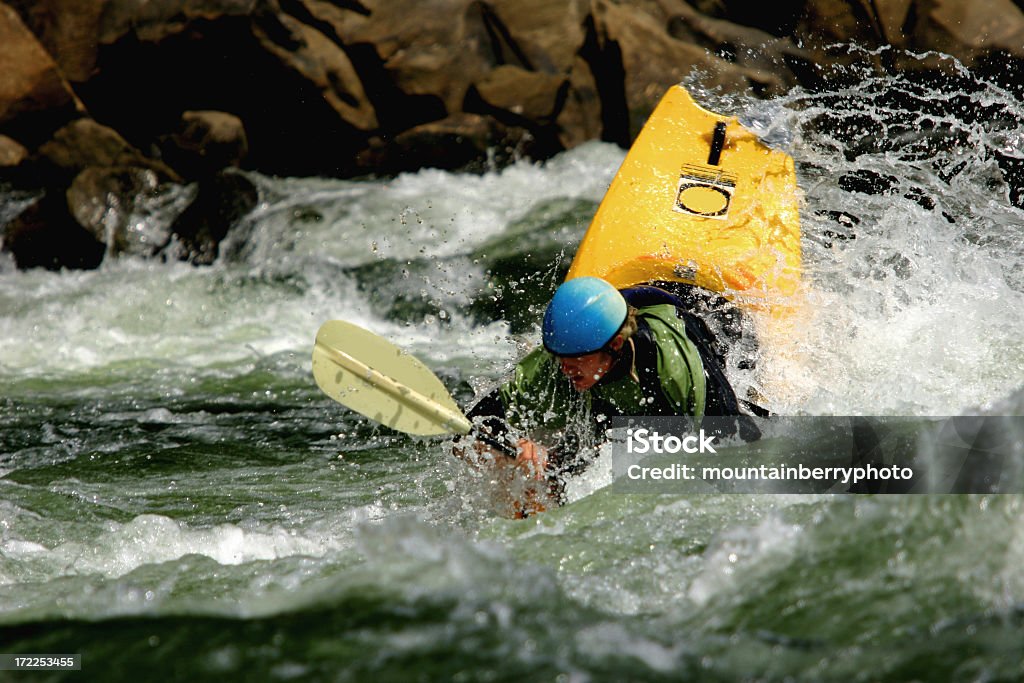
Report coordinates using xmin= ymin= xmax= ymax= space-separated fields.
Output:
xmin=462 ymin=387 xmax=515 ymax=455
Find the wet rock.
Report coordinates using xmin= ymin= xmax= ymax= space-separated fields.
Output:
xmin=5 ymin=0 xmax=107 ymax=83
xmin=66 ymin=165 xmax=193 ymax=258
xmin=251 ymin=10 xmax=378 ymax=132
xmin=485 ymin=0 xmax=589 ymax=73
xmin=0 ymin=3 xmax=83 ymax=146
xmin=356 ymin=112 xmax=532 ymax=174
xmin=37 ymin=118 xmax=181 ymax=184
xmin=309 ymin=0 xmax=483 ymax=123
xmin=586 ymin=0 xmax=764 ymax=139
xmin=0 ymin=135 xmax=29 ymax=170
xmin=464 ymin=66 xmax=569 ymax=158
xmin=60 ymin=3 xmax=376 ymax=177
xmin=924 ymin=0 xmax=1024 ymax=66
xmin=6 ymin=0 xmax=1024 ymax=272
xmin=479 ymin=0 xmax=604 ymax=149
xmin=162 ymin=110 xmax=249 ymax=178
xmin=2 ymin=192 xmax=105 ymax=270
xmin=792 ymin=0 xmax=1024 ymax=82
xmin=661 ymin=0 xmax=813 ymax=96
xmin=471 ymin=65 xmax=567 ymax=123
xmin=168 ymin=171 xmax=258 ymax=265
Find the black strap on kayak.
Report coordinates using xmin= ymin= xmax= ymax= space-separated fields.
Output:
xmin=708 ymin=121 xmax=727 ymax=166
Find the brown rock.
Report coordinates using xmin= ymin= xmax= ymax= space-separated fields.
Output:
xmin=555 ymin=56 xmax=604 ymax=150
xmin=0 ymin=134 xmax=29 ymax=168
xmin=66 ymin=165 xmax=177 ymax=257
xmin=791 ymin=0 xmax=881 ymax=47
xmin=164 ymin=110 xmax=249 ymax=177
xmin=659 ymin=0 xmax=810 ymax=96
xmin=96 ymin=0 xmax=257 ymax=44
xmin=310 ymin=0 xmax=489 ymax=118
xmin=65 ymin=163 xmax=256 ymax=264
xmin=168 ymin=170 xmax=258 ymax=265
xmin=790 ymin=0 xmax=1024 ymax=80
xmin=874 ymin=0 xmax=914 ymax=47
xmin=10 ymin=0 xmax=254 ymax=78
xmin=472 ymin=65 xmax=567 ymax=121
xmin=478 ymin=0 xmax=605 ymax=149
xmin=7 ymin=0 xmax=107 ymax=82
xmin=0 ymin=3 xmax=83 ymax=144
xmin=68 ymin=1 xmax=382 ymax=176
xmin=37 ymin=118 xmax=180 ymax=182
xmin=586 ymin=0 xmax=757 ymax=139
xmin=925 ymin=0 xmax=1024 ymax=64
xmin=484 ymin=0 xmax=589 ymax=74
xmin=2 ymin=192 xmax=105 ymax=270
xmin=252 ymin=11 xmax=378 ymax=132
xmin=355 ymin=112 xmax=530 ymax=173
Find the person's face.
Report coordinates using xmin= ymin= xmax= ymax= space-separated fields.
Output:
xmin=557 ymin=350 xmax=615 ymax=391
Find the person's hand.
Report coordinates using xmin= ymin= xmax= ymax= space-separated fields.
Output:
xmin=514 ymin=438 xmax=549 ymax=480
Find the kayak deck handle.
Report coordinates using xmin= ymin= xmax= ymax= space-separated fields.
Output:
xmin=707 ymin=122 xmax=727 ymax=166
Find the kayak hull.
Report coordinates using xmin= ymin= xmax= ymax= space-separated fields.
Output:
xmin=566 ymin=86 xmax=801 ymax=318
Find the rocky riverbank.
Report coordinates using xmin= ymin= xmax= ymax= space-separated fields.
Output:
xmin=2 ymin=0 xmax=1023 ymax=269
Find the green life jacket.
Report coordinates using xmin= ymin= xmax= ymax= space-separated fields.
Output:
xmin=498 ymin=303 xmax=707 ymax=432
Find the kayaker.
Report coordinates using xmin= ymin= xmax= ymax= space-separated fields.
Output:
xmin=461 ymin=276 xmax=755 ymax=507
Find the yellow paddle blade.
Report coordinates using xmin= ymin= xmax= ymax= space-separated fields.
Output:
xmin=312 ymin=320 xmax=472 ymax=436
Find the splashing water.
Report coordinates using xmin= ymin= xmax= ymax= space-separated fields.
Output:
xmin=2 ymin=60 xmax=1024 ymax=680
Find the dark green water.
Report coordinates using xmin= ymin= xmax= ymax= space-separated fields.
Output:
xmin=3 ymin=71 xmax=1024 ymax=681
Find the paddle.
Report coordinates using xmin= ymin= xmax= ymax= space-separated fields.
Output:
xmin=312 ymin=320 xmax=553 ymax=516
xmin=311 ymin=320 xmax=473 ymax=436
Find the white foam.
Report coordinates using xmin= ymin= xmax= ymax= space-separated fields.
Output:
xmin=1 ymin=513 xmax=361 ymax=582
xmin=687 ymin=515 xmax=804 ymax=606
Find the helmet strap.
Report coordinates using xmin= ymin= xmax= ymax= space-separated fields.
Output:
xmin=625 ymin=337 xmax=640 ymax=384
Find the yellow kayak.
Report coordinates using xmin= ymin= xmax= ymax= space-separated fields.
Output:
xmin=566 ymin=85 xmax=801 ymax=320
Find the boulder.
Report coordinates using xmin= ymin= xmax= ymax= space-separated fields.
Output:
xmin=471 ymin=65 xmax=568 ymax=123
xmin=0 ymin=3 xmax=83 ymax=145
xmin=485 ymin=0 xmax=589 ymax=74
xmin=470 ymin=0 xmax=604 ymax=148
xmin=924 ymin=0 xmax=1024 ymax=65
xmin=2 ymin=192 xmax=105 ymax=270
xmin=355 ymin=112 xmax=532 ymax=173
xmin=162 ymin=110 xmax=249 ymax=178
xmin=586 ymin=0 xmax=760 ymax=139
xmin=6 ymin=0 xmax=107 ymax=83
xmin=66 ymin=165 xmax=184 ymax=257
xmin=465 ymin=64 xmax=569 ymax=157
xmin=168 ymin=171 xmax=258 ymax=265
xmin=660 ymin=0 xmax=813 ymax=96
xmin=301 ymin=0 xmax=477 ymax=127
xmin=36 ymin=118 xmax=181 ymax=183
xmin=555 ymin=56 xmax=605 ymax=150
xmin=0 ymin=135 xmax=29 ymax=169
xmin=873 ymin=0 xmax=914 ymax=47
xmin=97 ymin=0 xmax=258 ymax=44
xmin=789 ymin=0 xmax=1024 ymax=81
xmin=55 ymin=3 xmax=378 ymax=177
xmin=251 ymin=10 xmax=378 ymax=132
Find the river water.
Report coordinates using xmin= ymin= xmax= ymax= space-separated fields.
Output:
xmin=3 ymin=64 xmax=1024 ymax=681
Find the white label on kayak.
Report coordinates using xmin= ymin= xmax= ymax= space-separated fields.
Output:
xmin=674 ymin=164 xmax=736 ymax=219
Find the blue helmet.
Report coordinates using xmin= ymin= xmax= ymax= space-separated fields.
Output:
xmin=542 ymin=277 xmax=628 ymax=356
